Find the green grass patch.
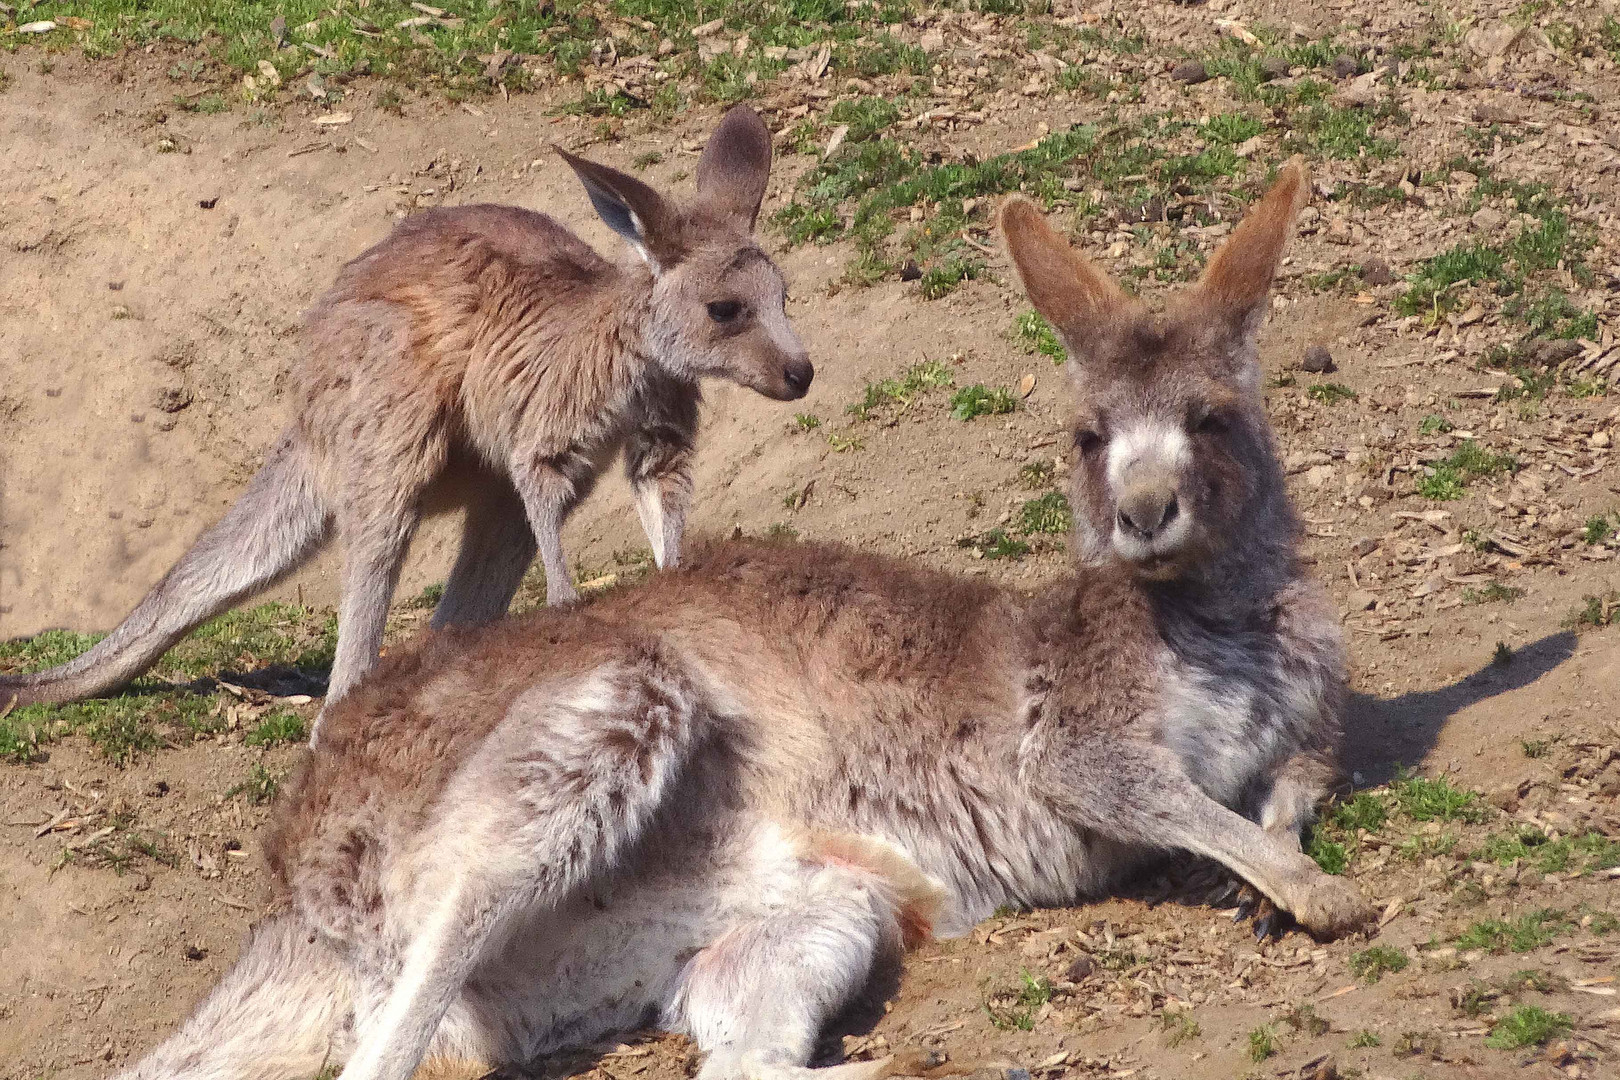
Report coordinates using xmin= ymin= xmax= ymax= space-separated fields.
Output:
xmin=848 ymin=358 xmax=954 ymax=420
xmin=1348 ymin=1029 xmax=1381 ymax=1048
xmin=1017 ymin=492 xmax=1071 ymax=535
xmin=949 ymin=384 xmax=1016 ymax=421
xmin=244 ymin=710 xmax=308 ymax=747
xmin=1462 ymin=581 xmax=1524 ymax=605
xmin=1478 ymin=827 xmax=1620 ymax=875
xmin=1417 ymin=440 xmax=1517 ymax=501
xmin=918 ymin=256 xmax=983 ymax=300
xmin=825 ymin=95 xmax=901 ymax=143
xmin=1565 ymin=592 xmax=1618 ymax=629
xmin=1019 ymin=460 xmax=1056 ymax=488
xmin=1161 ymin=1007 xmax=1201 ymax=1047
xmin=1485 ymin=1005 xmax=1571 ymax=1050
xmin=1349 ymin=944 xmax=1409 ymax=984
xmin=1456 ymin=909 xmax=1571 ymax=954
xmin=1015 ymin=310 xmax=1066 ymax=364
xmin=1390 ymin=770 xmax=1487 ymax=823
xmin=985 ymin=970 xmax=1053 ymax=1031
xmin=957 ymin=529 xmax=1029 ymax=560
xmin=1418 ymin=413 xmax=1454 ymax=435
xmin=0 ymin=600 xmax=335 ymax=764
xmin=1582 ymin=514 xmax=1614 ymax=545
xmin=227 ymin=762 xmax=285 ymax=806
xmin=1306 ymin=382 xmax=1357 ymax=405
xmin=1247 ymin=1024 xmax=1278 ymax=1062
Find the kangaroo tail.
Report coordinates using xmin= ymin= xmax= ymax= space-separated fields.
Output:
xmin=114 ymin=912 xmax=354 ymax=1080
xmin=0 ymin=432 xmax=329 ymax=707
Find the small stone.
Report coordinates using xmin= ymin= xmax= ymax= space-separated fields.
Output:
xmin=1470 ymin=206 xmax=1505 ymax=232
xmin=1260 ymin=56 xmax=1291 ymax=81
xmin=1534 ymin=339 xmax=1583 ymax=366
xmin=1350 ymin=536 xmax=1379 ymax=558
xmin=1170 ymin=60 xmax=1208 ymax=84
xmin=1347 ymin=589 xmax=1378 ymax=612
xmin=1360 ymin=257 xmax=1394 ymax=286
xmin=1063 ymin=954 xmax=1096 ymax=981
xmin=1592 ymin=431 xmax=1612 ymax=449
xmin=1331 ymin=54 xmax=1359 ymax=79
xmin=154 ymin=386 xmax=193 ymax=413
xmin=1301 ymin=345 xmax=1336 ymax=374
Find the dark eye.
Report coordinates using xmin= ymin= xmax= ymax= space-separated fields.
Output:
xmin=706 ymin=300 xmax=743 ymax=323
xmin=1074 ymin=427 xmax=1103 ymax=454
xmin=1191 ymin=408 xmax=1225 ymax=434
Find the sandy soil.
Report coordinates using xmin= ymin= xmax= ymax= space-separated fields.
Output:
xmin=2 ymin=2 xmax=1619 ymax=1079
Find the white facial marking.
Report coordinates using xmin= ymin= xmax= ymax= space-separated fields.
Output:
xmin=1107 ymin=420 xmax=1194 ymax=564
xmin=1106 ymin=421 xmax=1190 ymax=491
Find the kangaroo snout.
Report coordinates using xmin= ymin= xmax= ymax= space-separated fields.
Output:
xmin=781 ymin=356 xmax=814 ymax=398
xmin=1116 ymin=487 xmax=1179 ymax=541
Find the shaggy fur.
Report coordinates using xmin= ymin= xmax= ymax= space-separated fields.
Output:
xmin=114 ymin=161 xmax=1373 ymax=1080
xmin=0 ymin=106 xmax=810 ymax=743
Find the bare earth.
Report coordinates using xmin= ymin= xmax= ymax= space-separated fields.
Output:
xmin=2 ymin=3 xmax=1619 ymax=1080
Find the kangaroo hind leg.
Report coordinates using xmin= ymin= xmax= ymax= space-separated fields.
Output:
xmin=337 ymin=647 xmax=715 ymax=1080
xmin=431 ymin=472 xmax=536 ymax=629
xmin=675 ymin=831 xmax=943 ymax=1080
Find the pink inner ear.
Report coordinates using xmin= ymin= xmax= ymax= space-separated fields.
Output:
xmin=1196 ymin=162 xmax=1308 ymax=318
xmin=1000 ymin=197 xmax=1136 ymax=344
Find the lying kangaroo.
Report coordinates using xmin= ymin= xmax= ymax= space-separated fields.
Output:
xmin=0 ymin=105 xmax=810 ymax=738
xmin=115 ymin=161 xmax=1373 ymax=1080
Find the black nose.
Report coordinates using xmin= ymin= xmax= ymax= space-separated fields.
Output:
xmin=1117 ymin=493 xmax=1179 ymax=540
xmin=783 ymin=359 xmax=814 ymax=396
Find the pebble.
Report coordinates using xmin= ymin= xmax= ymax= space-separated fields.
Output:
xmin=1360 ymin=257 xmax=1394 ymax=286
xmin=1302 ymin=345 xmax=1336 ymax=374
xmin=1064 ymin=954 xmax=1096 ymax=981
xmin=1347 ymin=589 xmax=1379 ymax=612
xmin=1331 ymin=54 xmax=1359 ymax=79
xmin=1170 ymin=60 xmax=1208 ymax=84
xmin=1592 ymin=431 xmax=1612 ymax=449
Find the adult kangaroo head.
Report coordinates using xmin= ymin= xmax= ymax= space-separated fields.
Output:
xmin=1001 ymin=160 xmax=1310 ymax=583
xmin=558 ymin=106 xmax=813 ymax=401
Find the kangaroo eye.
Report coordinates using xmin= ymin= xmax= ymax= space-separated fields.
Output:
xmin=706 ymin=300 xmax=743 ymax=323
xmin=1075 ymin=428 xmax=1103 ymax=454
xmin=1192 ymin=408 xmax=1226 ymax=434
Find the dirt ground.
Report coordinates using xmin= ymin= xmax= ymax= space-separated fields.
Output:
xmin=3 ymin=1 xmax=1620 ymax=1079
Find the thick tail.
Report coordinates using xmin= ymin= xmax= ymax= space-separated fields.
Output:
xmin=114 ymin=912 xmax=353 ymax=1080
xmin=0 ymin=432 xmax=329 ymax=706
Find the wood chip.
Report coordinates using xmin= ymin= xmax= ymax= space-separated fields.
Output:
xmin=312 ymin=112 xmax=354 ymax=126
xmin=34 ymin=807 xmax=71 ymax=837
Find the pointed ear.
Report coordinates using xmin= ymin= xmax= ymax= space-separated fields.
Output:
xmin=693 ymin=105 xmax=773 ymax=230
xmin=1193 ymin=156 xmax=1310 ymax=336
xmin=999 ymin=195 xmax=1137 ymax=361
xmin=556 ymin=146 xmax=685 ymax=272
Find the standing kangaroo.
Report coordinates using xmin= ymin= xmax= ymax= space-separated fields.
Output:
xmin=0 ymin=105 xmax=810 ymax=737
xmin=113 ymin=161 xmax=1374 ymax=1080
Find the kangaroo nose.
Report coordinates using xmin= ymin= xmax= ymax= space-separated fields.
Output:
xmin=782 ymin=358 xmax=814 ymax=397
xmin=1117 ymin=490 xmax=1179 ymax=540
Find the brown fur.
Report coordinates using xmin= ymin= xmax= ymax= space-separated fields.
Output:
xmin=116 ymin=163 xmax=1373 ymax=1080
xmin=0 ymin=106 xmax=810 ymax=738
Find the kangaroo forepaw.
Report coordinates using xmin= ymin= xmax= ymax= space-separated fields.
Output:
xmin=1228 ymin=884 xmax=1292 ymax=942
xmin=1292 ymin=878 xmax=1376 ymax=941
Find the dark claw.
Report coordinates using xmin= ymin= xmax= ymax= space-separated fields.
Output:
xmin=1253 ymin=907 xmax=1282 ymax=941
xmin=1210 ymin=879 xmax=1242 ymax=908
xmin=1233 ymin=893 xmax=1259 ymax=922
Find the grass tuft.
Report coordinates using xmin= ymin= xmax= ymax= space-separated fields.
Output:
xmin=1349 ymin=945 xmax=1409 ymax=984
xmin=1485 ymin=1005 xmax=1571 ymax=1050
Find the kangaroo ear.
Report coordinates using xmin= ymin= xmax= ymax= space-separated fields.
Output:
xmin=1192 ymin=156 xmax=1310 ymax=340
xmin=693 ymin=105 xmax=773 ymax=231
xmin=557 ymin=146 xmax=685 ymax=273
xmin=999 ymin=195 xmax=1137 ymax=364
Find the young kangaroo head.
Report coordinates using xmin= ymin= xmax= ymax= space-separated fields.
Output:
xmin=1000 ymin=161 xmax=1310 ymax=582
xmin=557 ymin=106 xmax=813 ymax=401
